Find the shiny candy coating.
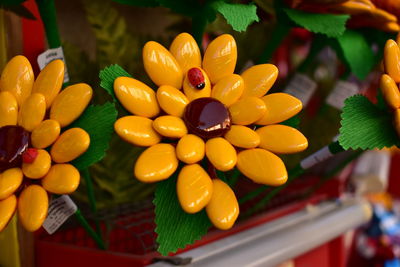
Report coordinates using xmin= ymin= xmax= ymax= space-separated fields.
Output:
xmin=22 ymin=149 xmax=51 ymax=179
xmin=203 ymin=34 xmax=237 ymax=84
xmin=206 ymin=179 xmax=239 ymax=230
xmin=0 ymin=55 xmax=34 ymax=106
xmin=381 ymin=74 xmax=400 ymax=109
xmin=256 ymin=93 xmax=302 ymax=125
xmin=229 ymin=97 xmax=266 ymax=125
xmin=241 ymin=64 xmax=278 ymax=98
xmin=31 ymin=120 xmax=61 ymax=149
xmin=0 ymin=125 xmax=29 ymax=172
xmin=134 ymin=144 xmax=178 ymax=182
xmin=205 ymin=137 xmax=237 ymax=171
xmin=114 ymin=77 xmax=160 ymax=118
xmin=0 ymin=92 xmax=18 ymax=127
xmin=143 ymin=41 xmax=183 ymax=88
xmin=50 ymin=128 xmax=90 ymax=163
xmin=384 ymin=40 xmax=400 ymax=83
xmin=256 ymin=125 xmax=308 ymax=154
xmin=183 ymin=68 xmax=211 ymax=101
xmin=50 ymin=83 xmax=93 ymax=127
xmin=394 ymin=109 xmax=400 ymax=137
xmin=0 ymin=168 xmax=23 ymax=200
xmin=183 ymin=97 xmax=231 ymax=139
xmin=169 ymin=32 xmax=201 ymax=73
xmin=32 ymin=59 xmax=64 ymax=108
xmin=114 ymin=116 xmax=161 ymax=147
xmin=177 ymin=164 xmax=213 ymax=213
xmin=224 ymin=125 xmax=260 ymax=149
xmin=176 ymin=134 xmax=205 ymax=164
xmin=237 ymin=149 xmax=288 ymax=186
xmin=0 ymin=195 xmax=17 ymax=232
xmin=153 ymin=116 xmax=188 ymax=138
xmin=211 ymin=74 xmax=244 ymax=107
xmin=42 ymin=164 xmax=80 ymax=194
xmin=18 ymin=93 xmax=46 ymax=132
xmin=18 ymin=185 xmax=48 ymax=232
xmin=156 ymin=85 xmax=189 ymax=117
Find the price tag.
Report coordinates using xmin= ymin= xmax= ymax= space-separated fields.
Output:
xmin=300 ymin=146 xmax=333 ymax=169
xmin=283 ymin=73 xmax=317 ymax=107
xmin=37 ymin=47 xmax=69 ymax=83
xmin=326 ymin=80 xmax=359 ymax=110
xmin=43 ymin=195 xmax=77 ymax=234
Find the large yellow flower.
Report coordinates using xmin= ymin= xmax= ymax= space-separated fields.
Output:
xmin=0 ymin=56 xmax=92 ymax=232
xmin=114 ymin=33 xmax=308 ymax=229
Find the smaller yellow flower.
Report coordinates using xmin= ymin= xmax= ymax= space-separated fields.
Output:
xmin=0 ymin=56 xmax=92 ymax=232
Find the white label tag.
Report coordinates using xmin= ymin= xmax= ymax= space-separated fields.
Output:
xmin=326 ymin=80 xmax=359 ymax=110
xmin=300 ymin=146 xmax=333 ymax=169
xmin=283 ymin=73 xmax=317 ymax=107
xmin=43 ymin=195 xmax=77 ymax=234
xmin=37 ymin=47 xmax=69 ymax=83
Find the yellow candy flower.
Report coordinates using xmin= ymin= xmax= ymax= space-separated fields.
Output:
xmin=0 ymin=56 xmax=92 ymax=232
xmin=114 ymin=33 xmax=308 ymax=230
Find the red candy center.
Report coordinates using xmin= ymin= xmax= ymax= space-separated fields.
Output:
xmin=22 ymin=148 xmax=39 ymax=164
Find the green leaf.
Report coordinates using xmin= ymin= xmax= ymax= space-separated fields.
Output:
xmin=155 ymin=172 xmax=212 ymax=255
xmin=70 ymin=103 xmax=118 ymax=170
xmin=112 ymin=0 xmax=159 ymax=7
xmin=3 ymin=4 xmax=35 ymax=19
xmin=211 ymin=1 xmax=259 ymax=32
xmin=337 ymin=30 xmax=375 ymax=80
xmin=339 ymin=95 xmax=399 ymax=150
xmin=280 ymin=114 xmax=300 ymax=129
xmin=99 ymin=64 xmax=132 ymax=101
xmin=284 ymin=8 xmax=349 ymax=38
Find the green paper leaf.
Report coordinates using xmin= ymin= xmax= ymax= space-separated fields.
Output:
xmin=211 ymin=1 xmax=259 ymax=32
xmin=70 ymin=103 xmax=118 ymax=170
xmin=99 ymin=64 xmax=132 ymax=101
xmin=284 ymin=9 xmax=349 ymax=38
xmin=112 ymin=0 xmax=159 ymax=7
xmin=339 ymin=95 xmax=399 ymax=150
xmin=154 ymin=172 xmax=212 ymax=255
xmin=337 ymin=30 xmax=375 ymax=80
xmin=281 ymin=114 xmax=300 ymax=129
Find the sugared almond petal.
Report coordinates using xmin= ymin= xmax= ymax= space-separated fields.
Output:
xmin=225 ymin=125 xmax=260 ymax=149
xmin=211 ymin=74 xmax=244 ymax=107
xmin=31 ymin=120 xmax=61 ymax=149
xmin=229 ymin=97 xmax=266 ymax=125
xmin=183 ymin=68 xmax=211 ymax=101
xmin=18 ymin=93 xmax=46 ymax=132
xmin=22 ymin=149 xmax=51 ymax=179
xmin=381 ymin=74 xmax=400 ymax=109
xmin=156 ymin=85 xmax=189 ymax=117
xmin=0 ymin=168 xmax=23 ymax=200
xmin=176 ymin=134 xmax=205 ymax=164
xmin=50 ymin=128 xmax=90 ymax=163
xmin=177 ymin=164 xmax=213 ymax=213
xmin=0 ymin=195 xmax=17 ymax=232
xmin=152 ymin=115 xmax=187 ymax=138
xmin=384 ymin=40 xmax=400 ymax=83
xmin=241 ymin=64 xmax=278 ymax=98
xmin=114 ymin=116 xmax=161 ymax=147
xmin=206 ymin=137 xmax=237 ymax=171
xmin=18 ymin=185 xmax=48 ymax=232
xmin=256 ymin=93 xmax=302 ymax=125
xmin=394 ymin=109 xmax=400 ymax=137
xmin=0 ymin=91 xmax=18 ymax=127
xmin=42 ymin=164 xmax=80 ymax=194
xmin=169 ymin=33 xmax=201 ymax=74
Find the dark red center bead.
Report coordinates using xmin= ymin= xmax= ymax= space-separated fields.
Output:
xmin=0 ymin=125 xmax=30 ymax=172
xmin=183 ymin=97 xmax=231 ymax=139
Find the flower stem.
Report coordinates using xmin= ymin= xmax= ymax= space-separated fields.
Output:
xmin=74 ymin=209 xmax=105 ymax=250
xmin=35 ymin=0 xmax=61 ymax=48
xmin=82 ymin=169 xmax=102 ymax=237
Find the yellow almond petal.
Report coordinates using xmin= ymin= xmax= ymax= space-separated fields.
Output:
xmin=225 ymin=125 xmax=260 ymax=149
xmin=18 ymin=185 xmax=48 ymax=232
xmin=256 ymin=93 xmax=302 ymax=125
xmin=205 ymin=137 xmax=237 ymax=171
xmin=31 ymin=120 xmax=61 ymax=149
xmin=50 ymin=128 xmax=90 ymax=163
xmin=229 ymin=96 xmax=266 ymax=125
xmin=241 ymin=64 xmax=278 ymax=98
xmin=114 ymin=77 xmax=160 ymax=118
xmin=206 ymin=179 xmax=239 ymax=230
xmin=156 ymin=85 xmax=189 ymax=117
xmin=134 ymin=143 xmax=178 ymax=182
xmin=153 ymin=115 xmax=187 ymax=138
xmin=0 ymin=55 xmax=34 ymax=106
xmin=0 ymin=195 xmax=17 ymax=232
xmin=256 ymin=125 xmax=308 ymax=154
xmin=384 ymin=39 xmax=400 ymax=83
xmin=114 ymin=116 xmax=161 ymax=147
xmin=18 ymin=93 xmax=46 ymax=132
xmin=0 ymin=168 xmax=23 ymax=200
xmin=22 ymin=149 xmax=51 ymax=179
xmin=183 ymin=68 xmax=211 ymax=101
xmin=211 ymin=74 xmax=244 ymax=107
xmin=0 ymin=91 xmax=18 ymax=127
xmin=203 ymin=34 xmax=237 ymax=84
xmin=42 ymin=164 xmax=80 ymax=194
xmin=237 ymin=148 xmax=287 ymax=186
xmin=50 ymin=83 xmax=93 ymax=127
xmin=176 ymin=134 xmax=205 ymax=164
xmin=169 ymin=32 xmax=201 ymax=74
xmin=177 ymin=164 xmax=213 ymax=213
xmin=143 ymin=41 xmax=183 ymax=88
xmin=394 ymin=109 xmax=400 ymax=137
xmin=32 ymin=59 xmax=64 ymax=108
xmin=381 ymin=74 xmax=400 ymax=109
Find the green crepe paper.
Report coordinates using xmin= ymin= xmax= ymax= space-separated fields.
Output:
xmin=339 ymin=95 xmax=399 ymax=150
xmin=154 ymin=172 xmax=212 ymax=255
xmin=284 ymin=8 xmax=349 ymax=38
xmin=70 ymin=103 xmax=118 ymax=170
xmin=280 ymin=115 xmax=300 ymax=129
xmin=337 ymin=30 xmax=375 ymax=80
xmin=99 ymin=64 xmax=132 ymax=101
xmin=210 ymin=1 xmax=259 ymax=32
